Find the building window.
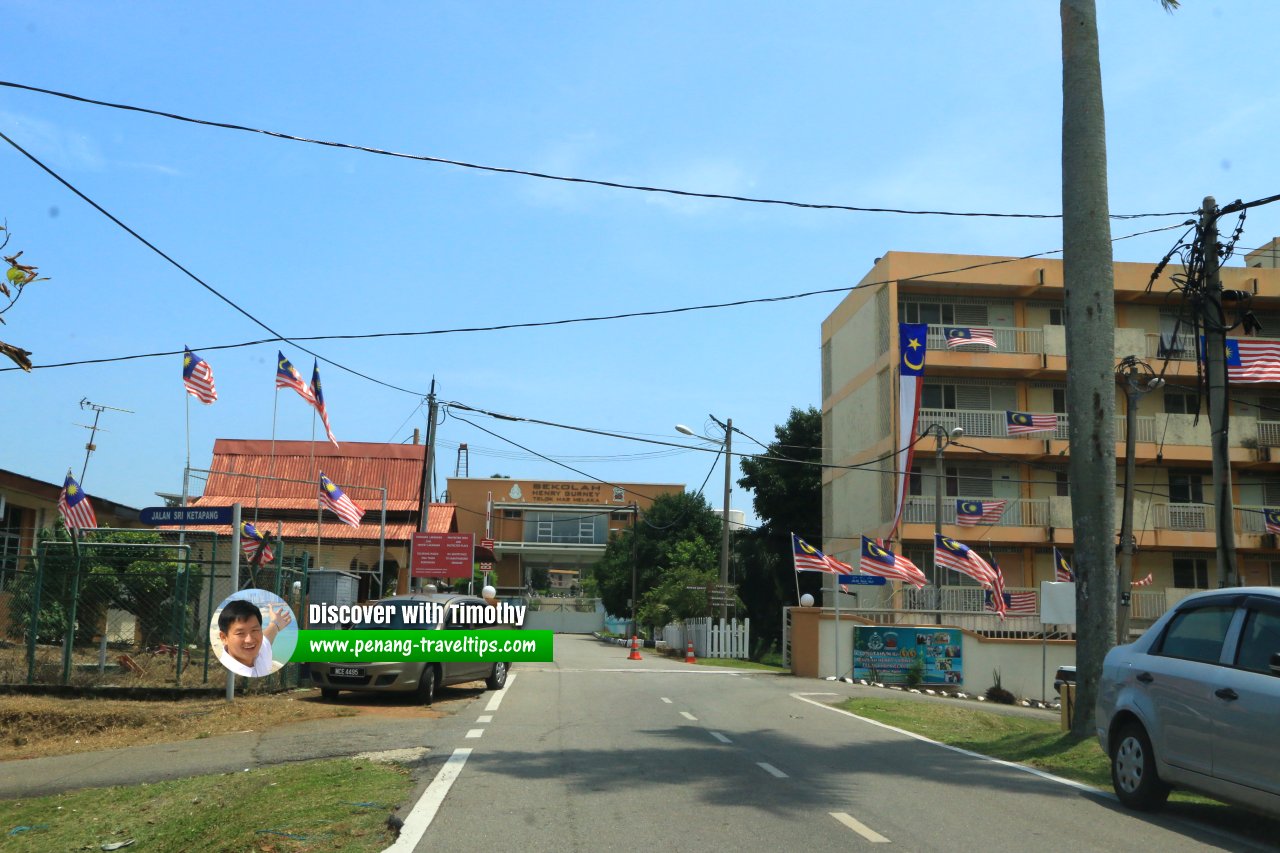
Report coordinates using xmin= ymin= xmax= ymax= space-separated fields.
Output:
xmin=1164 ymin=390 xmax=1200 ymax=415
xmin=1270 ymin=563 xmax=1280 ymax=585
xmin=523 ymin=511 xmax=606 ymax=545
xmin=1172 ymin=557 xmax=1210 ymax=589
xmin=610 ymin=512 xmax=632 ymax=521
xmin=0 ymin=505 xmax=24 ymax=590
xmin=502 ymin=509 xmax=523 ymax=519
xmin=1052 ymin=389 xmax=1067 ymax=414
xmin=909 ymin=465 xmax=924 ymax=497
xmin=1048 ymin=307 xmax=1064 ymax=326
xmin=1168 ymin=473 xmax=1204 ymax=504
xmin=1055 ymin=471 xmax=1069 ymax=498
xmin=900 ymin=302 xmax=956 ymax=326
xmin=921 ymin=384 xmax=958 ymax=410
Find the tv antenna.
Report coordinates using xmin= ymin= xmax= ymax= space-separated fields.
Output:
xmin=77 ymin=398 xmax=133 ymax=487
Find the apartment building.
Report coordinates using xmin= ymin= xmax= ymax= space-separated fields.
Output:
xmin=821 ymin=240 xmax=1280 ymax=623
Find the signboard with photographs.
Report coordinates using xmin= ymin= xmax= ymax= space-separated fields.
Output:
xmin=853 ymin=626 xmax=964 ymax=685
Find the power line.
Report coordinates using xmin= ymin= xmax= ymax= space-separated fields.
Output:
xmin=0 ymin=80 xmax=1194 ymax=222
xmin=0 ymin=220 xmax=1194 ymax=376
xmin=0 ymin=128 xmax=427 ymax=397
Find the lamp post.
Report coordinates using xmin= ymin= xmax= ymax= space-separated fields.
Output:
xmin=1116 ymin=356 xmax=1164 ymax=644
xmin=676 ymin=416 xmax=734 ymax=623
xmin=927 ymin=423 xmax=965 ymax=623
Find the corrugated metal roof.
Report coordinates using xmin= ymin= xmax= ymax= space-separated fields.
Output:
xmin=160 ymin=504 xmax=455 ymax=538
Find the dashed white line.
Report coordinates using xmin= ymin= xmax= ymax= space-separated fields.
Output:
xmin=679 ymin=711 xmax=698 ymax=721
xmin=385 ymin=748 xmax=472 ymax=852
xmin=484 ymin=672 xmax=518 ymax=712
xmin=710 ymin=731 xmax=732 ymax=743
xmin=465 ymin=729 xmax=484 ymax=739
xmin=830 ymin=812 xmax=890 ymax=843
xmin=661 ymin=697 xmax=673 ymax=704
xmin=756 ymin=762 xmax=788 ymax=778
xmin=477 ymin=715 xmax=493 ymax=723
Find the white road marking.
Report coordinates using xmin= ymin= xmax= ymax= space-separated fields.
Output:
xmin=830 ymin=812 xmax=890 ymax=843
xmin=384 ymin=748 xmax=472 ymax=853
xmin=465 ymin=729 xmax=484 ymax=739
xmin=484 ymin=672 xmax=517 ymax=711
xmin=757 ymin=762 xmax=788 ymax=778
xmin=661 ymin=697 xmax=673 ymax=704
xmin=679 ymin=711 xmax=698 ymax=721
xmin=521 ymin=668 xmax=741 ymax=674
xmin=477 ymin=715 xmax=493 ymax=723
xmin=710 ymin=731 xmax=731 ymax=743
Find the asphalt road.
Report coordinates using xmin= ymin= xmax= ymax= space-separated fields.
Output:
xmin=390 ymin=635 xmax=1274 ymax=852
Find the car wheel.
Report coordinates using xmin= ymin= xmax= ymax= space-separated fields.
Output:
xmin=486 ymin=661 xmax=508 ymax=690
xmin=1111 ymin=722 xmax=1170 ymax=811
xmin=417 ymin=664 xmax=437 ymax=705
xmin=320 ymin=687 xmax=340 ymax=700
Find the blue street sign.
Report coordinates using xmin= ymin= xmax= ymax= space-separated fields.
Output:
xmin=139 ymin=506 xmax=233 ymax=526
xmin=838 ymin=574 xmax=886 ymax=586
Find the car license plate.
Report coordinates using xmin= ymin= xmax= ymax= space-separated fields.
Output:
xmin=330 ymin=666 xmax=364 ymax=678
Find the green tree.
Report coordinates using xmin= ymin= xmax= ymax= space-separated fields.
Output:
xmin=735 ymin=407 xmax=823 ymax=658
xmin=1059 ymin=0 xmax=1177 ymax=737
xmin=635 ymin=539 xmax=720 ymax=630
xmin=591 ymin=491 xmax=721 ymax=619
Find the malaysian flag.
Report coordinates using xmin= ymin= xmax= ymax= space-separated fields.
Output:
xmin=311 ymin=361 xmax=339 ymax=447
xmin=1053 ymin=547 xmax=1075 ymax=582
xmin=57 ymin=471 xmax=97 ymax=531
xmin=956 ymin=499 xmax=1008 ymax=526
xmin=989 ymin=554 xmax=1007 ymax=619
xmin=240 ymin=521 xmax=275 ymax=565
xmin=1265 ymin=508 xmax=1280 ymax=535
xmin=1006 ymin=411 xmax=1058 ymax=435
xmin=319 ymin=472 xmax=364 ymax=527
xmin=859 ymin=536 xmax=928 ymax=588
xmin=944 ymin=327 xmax=998 ymax=349
xmin=1132 ymin=572 xmax=1154 ymax=587
xmin=792 ymin=533 xmax=850 ymax=573
xmin=985 ymin=589 xmax=1036 ymax=615
xmin=276 ymin=351 xmax=315 ymax=404
xmin=1217 ymin=338 xmax=1280 ymax=384
xmin=182 ymin=347 xmax=217 ymax=404
xmin=934 ymin=534 xmax=998 ymax=587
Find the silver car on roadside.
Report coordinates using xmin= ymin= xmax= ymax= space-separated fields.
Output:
xmin=1095 ymin=586 xmax=1280 ymax=816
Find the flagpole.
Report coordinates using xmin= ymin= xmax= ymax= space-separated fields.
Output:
xmin=262 ymin=386 xmax=280 ymax=526
xmin=311 ymin=407 xmax=321 ymax=570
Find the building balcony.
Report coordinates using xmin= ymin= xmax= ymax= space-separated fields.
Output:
xmin=918 ymin=408 xmax=1155 ymax=443
xmin=903 ymin=496 xmax=1049 ymax=528
xmin=924 ymin=325 xmax=1044 ymax=354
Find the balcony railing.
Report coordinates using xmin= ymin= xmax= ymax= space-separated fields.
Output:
xmin=903 ymin=496 xmax=1048 ymax=527
xmin=1145 ymin=331 xmax=1199 ymax=362
xmin=925 ymin=325 xmax=1044 ymax=355
xmin=1258 ymin=422 xmax=1280 ymax=447
xmin=1152 ymin=502 xmax=1211 ymax=531
xmin=919 ymin=408 xmax=1155 ymax=443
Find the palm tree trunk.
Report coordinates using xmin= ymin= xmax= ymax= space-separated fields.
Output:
xmin=1061 ymin=0 xmax=1117 ymax=737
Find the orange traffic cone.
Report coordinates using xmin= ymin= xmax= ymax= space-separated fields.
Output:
xmin=685 ymin=642 xmax=697 ymax=664
xmin=628 ymin=635 xmax=643 ymax=661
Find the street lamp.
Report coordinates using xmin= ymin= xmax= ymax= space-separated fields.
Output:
xmin=1116 ymin=356 xmax=1164 ymax=644
xmin=676 ymin=416 xmax=734 ymax=623
xmin=926 ymin=423 xmax=965 ymax=622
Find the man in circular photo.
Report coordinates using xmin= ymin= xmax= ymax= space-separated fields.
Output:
xmin=217 ymin=598 xmax=292 ymax=677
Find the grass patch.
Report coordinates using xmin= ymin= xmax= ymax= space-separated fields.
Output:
xmin=0 ymin=758 xmax=413 ymax=853
xmin=695 ymin=657 xmax=788 ymax=672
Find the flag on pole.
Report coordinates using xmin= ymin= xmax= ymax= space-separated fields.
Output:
xmin=1053 ymin=547 xmax=1075 ymax=582
xmin=791 ymin=534 xmax=853 ymax=593
xmin=182 ymin=347 xmax=217 ymax=404
xmin=956 ymin=499 xmax=1008 ymax=526
xmin=1132 ymin=572 xmax=1154 ymax=587
xmin=1265 ymin=508 xmax=1280 ymax=535
xmin=893 ymin=323 xmax=928 ymax=532
xmin=934 ymin=534 xmax=999 ymax=587
xmin=311 ymin=361 xmax=339 ymax=447
xmin=276 ymin=351 xmax=315 ymax=404
xmin=988 ymin=554 xmax=1008 ymax=620
xmin=943 ymin=327 xmax=998 ymax=349
xmin=240 ymin=521 xmax=275 ymax=564
xmin=319 ymin=472 xmax=364 ymax=527
xmin=1204 ymin=338 xmax=1280 ymax=384
xmin=1005 ymin=411 xmax=1059 ymax=435
xmin=58 ymin=471 xmax=97 ymax=530
xmin=859 ymin=536 xmax=928 ymax=588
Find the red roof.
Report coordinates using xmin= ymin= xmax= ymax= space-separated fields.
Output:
xmin=184 ymin=438 xmax=455 ymax=538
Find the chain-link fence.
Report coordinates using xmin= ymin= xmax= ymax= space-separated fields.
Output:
xmin=0 ymin=527 xmax=309 ymax=691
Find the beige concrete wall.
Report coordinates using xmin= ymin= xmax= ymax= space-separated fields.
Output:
xmin=1043 ymin=325 xmax=1066 ymax=357
xmin=828 ymin=295 xmax=884 ymax=397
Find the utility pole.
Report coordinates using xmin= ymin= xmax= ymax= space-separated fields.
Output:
xmin=717 ymin=417 xmax=732 ymax=623
xmin=415 ymin=380 xmax=438 ymax=592
xmin=76 ymin=398 xmax=133 ymax=487
xmin=1201 ymin=197 xmax=1239 ymax=587
xmin=1116 ymin=356 xmax=1163 ymax=643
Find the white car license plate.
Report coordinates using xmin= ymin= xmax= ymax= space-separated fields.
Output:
xmin=331 ymin=666 xmax=364 ymax=677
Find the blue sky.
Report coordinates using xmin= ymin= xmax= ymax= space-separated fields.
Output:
xmin=3 ymin=2 xmax=1279 ymax=519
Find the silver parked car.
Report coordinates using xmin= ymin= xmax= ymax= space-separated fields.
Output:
xmin=310 ymin=593 xmax=510 ymax=704
xmin=1095 ymin=587 xmax=1280 ymax=816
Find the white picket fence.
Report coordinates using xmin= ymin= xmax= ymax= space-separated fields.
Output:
xmin=662 ymin=617 xmax=750 ymax=659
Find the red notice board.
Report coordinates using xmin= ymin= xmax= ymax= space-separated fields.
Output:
xmin=411 ymin=532 xmax=475 ymax=578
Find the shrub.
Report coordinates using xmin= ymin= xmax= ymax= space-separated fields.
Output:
xmin=985 ymin=669 xmax=1016 ymax=704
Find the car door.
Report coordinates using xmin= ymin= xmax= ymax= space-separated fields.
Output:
xmin=442 ymin=602 xmax=486 ymax=682
xmin=1212 ymin=599 xmax=1280 ymax=795
xmin=1144 ymin=602 xmax=1238 ymax=776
